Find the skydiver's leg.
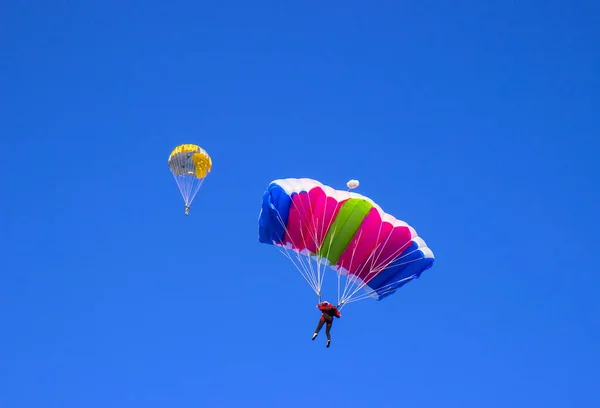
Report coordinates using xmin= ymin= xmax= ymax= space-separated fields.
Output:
xmin=325 ymin=323 xmax=332 ymax=340
xmin=314 ymin=320 xmax=324 ymax=333
xmin=312 ymin=316 xmax=325 ymax=340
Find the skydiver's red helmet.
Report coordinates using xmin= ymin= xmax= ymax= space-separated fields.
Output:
xmin=322 ymin=301 xmax=329 ymax=305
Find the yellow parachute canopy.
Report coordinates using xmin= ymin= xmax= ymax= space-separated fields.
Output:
xmin=168 ymin=144 xmax=212 ymax=215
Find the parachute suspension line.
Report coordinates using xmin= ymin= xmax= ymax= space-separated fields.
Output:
xmin=352 ymin=224 xmax=399 ymax=298
xmin=293 ymin=190 xmax=327 ymax=295
xmin=319 ymin=222 xmax=340 ymax=301
xmin=275 ymin=245 xmax=319 ymax=294
xmin=340 ymin=245 xmax=425 ymax=305
xmin=274 ymin=192 xmax=318 ymax=292
xmin=296 ymin=190 xmax=321 ymax=291
xmin=337 ymin=269 xmax=342 ymax=307
xmin=338 ymin=228 xmax=366 ymax=305
xmin=348 ymin=249 xmax=425 ymax=303
xmin=296 ymin=203 xmax=323 ymax=294
xmin=342 ymin=272 xmax=417 ymax=305
xmin=348 ymin=240 xmax=418 ymax=302
xmin=298 ymin=226 xmax=322 ymax=293
xmin=188 ymin=178 xmax=205 ymax=207
xmin=335 ymin=214 xmax=412 ymax=305
xmin=271 ymin=211 xmax=312 ymax=288
xmin=338 ymin=218 xmax=390 ymax=305
xmin=272 ymin=210 xmax=320 ymax=296
xmin=172 ymin=153 xmax=190 ymax=205
xmin=172 ymin=174 xmax=205 ymax=207
xmin=170 ymin=152 xmax=206 ymax=209
xmin=274 ymin=243 xmax=318 ymax=293
xmin=339 ymin=244 xmax=406 ymax=305
xmin=309 ymin=192 xmax=346 ymax=305
xmin=285 ymin=189 xmax=345 ymax=300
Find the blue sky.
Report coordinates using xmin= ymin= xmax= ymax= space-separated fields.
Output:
xmin=2 ymin=1 xmax=599 ymax=407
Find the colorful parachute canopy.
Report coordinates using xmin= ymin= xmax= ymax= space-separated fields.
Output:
xmin=168 ymin=144 xmax=212 ymax=214
xmin=258 ymin=178 xmax=434 ymax=306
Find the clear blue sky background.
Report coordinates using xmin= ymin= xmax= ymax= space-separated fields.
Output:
xmin=2 ymin=1 xmax=599 ymax=407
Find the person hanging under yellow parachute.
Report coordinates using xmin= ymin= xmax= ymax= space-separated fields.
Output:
xmin=168 ymin=144 xmax=212 ymax=215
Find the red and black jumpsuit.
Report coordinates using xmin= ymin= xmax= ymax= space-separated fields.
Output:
xmin=314 ymin=302 xmax=341 ymax=340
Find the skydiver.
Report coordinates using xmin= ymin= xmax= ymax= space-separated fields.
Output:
xmin=311 ymin=301 xmax=341 ymax=348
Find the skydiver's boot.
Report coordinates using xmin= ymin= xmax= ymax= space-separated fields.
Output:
xmin=326 ymin=339 xmax=331 ymax=348
xmin=312 ymin=333 xmax=317 ymax=340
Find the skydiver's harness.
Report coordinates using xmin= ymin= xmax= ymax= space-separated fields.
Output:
xmin=319 ymin=305 xmax=340 ymax=324
xmin=320 ymin=314 xmax=333 ymax=324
